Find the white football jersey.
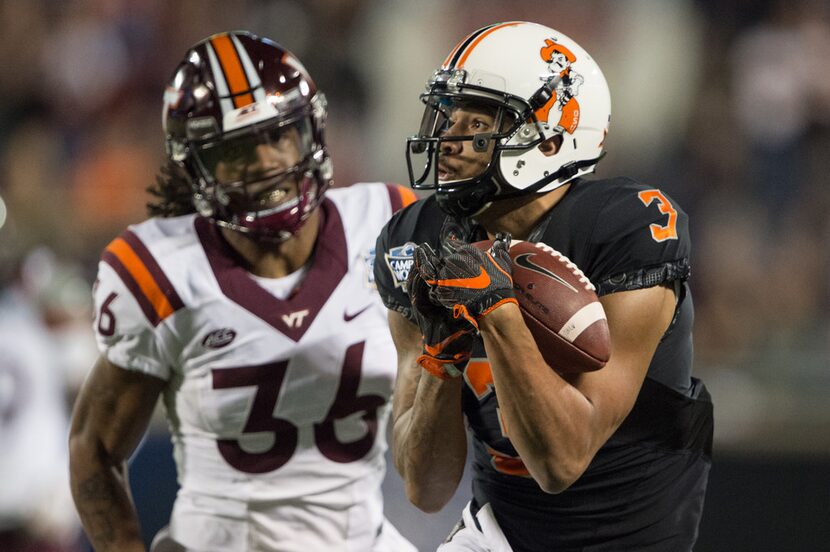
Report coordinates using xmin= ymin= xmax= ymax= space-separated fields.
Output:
xmin=92 ymin=183 xmax=416 ymax=506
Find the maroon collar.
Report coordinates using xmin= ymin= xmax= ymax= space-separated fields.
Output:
xmin=195 ymin=199 xmax=347 ymax=341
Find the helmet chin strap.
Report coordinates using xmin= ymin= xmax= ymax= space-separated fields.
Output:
xmin=436 ymin=162 xmax=500 ymax=218
xmin=436 ymin=151 xmax=604 ymax=219
xmin=490 ymin=151 xmax=605 ymax=200
xmin=214 ymin=219 xmax=294 ymax=243
xmin=203 ymin=168 xmax=323 ymax=243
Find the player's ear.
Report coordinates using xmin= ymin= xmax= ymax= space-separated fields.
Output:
xmin=538 ymin=134 xmax=563 ymax=157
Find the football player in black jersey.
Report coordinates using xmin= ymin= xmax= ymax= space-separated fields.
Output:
xmin=374 ymin=21 xmax=713 ymax=551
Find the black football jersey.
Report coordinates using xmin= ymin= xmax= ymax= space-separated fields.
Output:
xmin=374 ymin=177 xmax=713 ymax=551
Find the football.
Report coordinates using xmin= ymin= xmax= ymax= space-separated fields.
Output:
xmin=473 ymin=239 xmax=611 ymax=373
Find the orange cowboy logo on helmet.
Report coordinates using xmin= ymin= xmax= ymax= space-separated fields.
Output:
xmin=535 ymin=38 xmax=583 ymax=135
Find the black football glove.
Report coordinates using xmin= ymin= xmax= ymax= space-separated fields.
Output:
xmin=415 ymin=233 xmax=517 ymax=330
xmin=406 ymin=251 xmax=475 ymax=380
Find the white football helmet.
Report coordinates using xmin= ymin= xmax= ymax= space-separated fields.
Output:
xmin=406 ymin=21 xmax=611 ymax=218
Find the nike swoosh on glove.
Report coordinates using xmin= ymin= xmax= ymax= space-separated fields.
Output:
xmin=415 ymin=234 xmax=517 ymax=330
xmin=407 ymin=246 xmax=475 ymax=380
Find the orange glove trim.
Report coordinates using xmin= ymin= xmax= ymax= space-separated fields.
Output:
xmin=417 ymin=354 xmax=460 ymax=380
xmin=479 ymin=297 xmax=519 ymax=318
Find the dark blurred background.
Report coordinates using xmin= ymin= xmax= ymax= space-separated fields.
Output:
xmin=0 ymin=0 xmax=828 ymax=551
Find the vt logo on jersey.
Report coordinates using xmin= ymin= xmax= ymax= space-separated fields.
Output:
xmin=384 ymin=242 xmax=416 ymax=288
xmin=282 ymin=309 xmax=310 ymax=328
xmin=514 ymin=253 xmax=578 ymax=293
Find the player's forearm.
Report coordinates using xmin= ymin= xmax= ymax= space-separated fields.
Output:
xmin=69 ymin=438 xmax=145 ymax=552
xmin=479 ymin=305 xmax=599 ymax=492
xmin=393 ymin=375 xmax=467 ymax=512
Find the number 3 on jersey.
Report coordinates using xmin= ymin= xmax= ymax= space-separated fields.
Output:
xmin=638 ymin=189 xmax=678 ymax=242
xmin=465 ymin=360 xmax=531 ymax=477
xmin=211 ymin=341 xmax=384 ymax=474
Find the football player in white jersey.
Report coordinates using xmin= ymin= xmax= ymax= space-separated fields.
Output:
xmin=0 ymin=247 xmax=84 ymax=551
xmin=68 ymin=31 xmax=417 ymax=552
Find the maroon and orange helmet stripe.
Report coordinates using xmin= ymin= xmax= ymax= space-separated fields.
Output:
xmin=210 ymin=34 xmax=255 ymax=108
xmin=102 ymin=230 xmax=184 ymax=326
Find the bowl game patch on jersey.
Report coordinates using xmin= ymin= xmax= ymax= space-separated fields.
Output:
xmin=383 ymin=242 xmax=416 ymax=288
xmin=364 ymin=247 xmax=377 ymax=287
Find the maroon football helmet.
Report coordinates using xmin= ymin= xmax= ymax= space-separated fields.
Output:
xmin=162 ymin=31 xmax=332 ymax=241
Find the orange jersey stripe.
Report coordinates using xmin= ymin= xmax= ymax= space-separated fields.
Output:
xmin=211 ymin=34 xmax=254 ymax=108
xmin=105 ymin=237 xmax=177 ymax=322
xmin=386 ymin=184 xmax=418 ymax=213
xmin=397 ymin=186 xmax=417 ymax=208
xmin=456 ymin=22 xmax=521 ymax=68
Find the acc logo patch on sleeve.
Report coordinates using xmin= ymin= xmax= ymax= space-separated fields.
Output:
xmin=384 ymin=242 xmax=416 ymax=288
